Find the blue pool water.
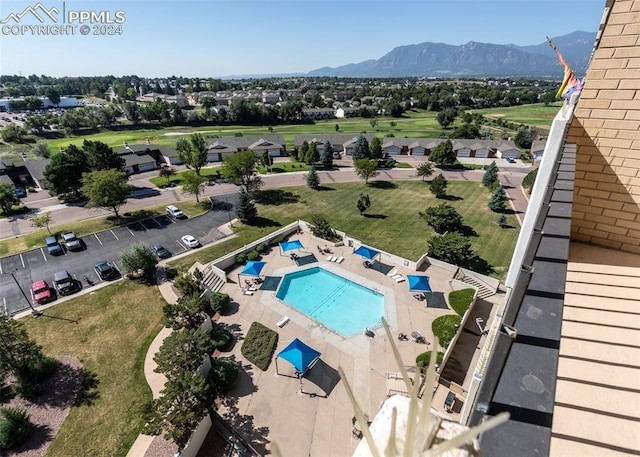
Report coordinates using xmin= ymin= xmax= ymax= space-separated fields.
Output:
xmin=276 ymin=267 xmax=384 ymax=336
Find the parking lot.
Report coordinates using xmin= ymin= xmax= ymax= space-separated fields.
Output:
xmin=0 ymin=196 xmax=237 ymax=315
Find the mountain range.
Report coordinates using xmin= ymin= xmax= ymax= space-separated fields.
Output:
xmin=305 ymin=31 xmax=595 ymax=78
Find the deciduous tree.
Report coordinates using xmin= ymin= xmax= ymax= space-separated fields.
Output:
xmin=43 ymin=144 xmax=89 ymax=197
xmin=28 ymin=211 xmax=52 ymax=234
xmin=354 ymin=159 xmax=379 ymax=184
xmin=83 ymin=140 xmax=125 ymax=172
xmin=0 ymin=184 xmax=20 ymax=215
xmin=427 ymin=232 xmax=475 ymax=269
xmin=220 ymin=150 xmax=262 ymax=193
xmin=176 ymin=133 xmax=208 ymax=176
xmin=181 ymin=170 xmax=207 ymax=203
xmin=419 ymin=203 xmax=463 ymax=234
xmin=158 ymin=166 xmax=176 ymax=187
xmin=163 ymin=294 xmax=208 ymax=330
xmin=416 ymin=162 xmax=433 ymax=181
xmin=430 ymin=140 xmax=456 ymax=167
xmin=119 ymin=242 xmax=158 ymax=277
xmin=436 ymin=108 xmax=457 ymax=129
xmin=81 ymin=169 xmax=133 ymax=218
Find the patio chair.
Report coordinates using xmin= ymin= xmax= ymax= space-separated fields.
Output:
xmin=335 ymin=256 xmax=344 ymax=264
xmin=243 ymin=289 xmax=254 ymax=296
xmin=363 ymin=260 xmax=373 ymax=269
xmin=444 ymin=391 xmax=456 ymax=412
xmin=328 ymin=256 xmax=338 ymax=262
xmin=393 ymin=275 xmax=405 ymax=283
xmin=387 ymin=268 xmax=398 ymax=277
xmin=276 ymin=316 xmax=290 ymax=328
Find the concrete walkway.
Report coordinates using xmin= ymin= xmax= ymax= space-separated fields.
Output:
xmin=126 ymin=262 xmax=180 ymax=457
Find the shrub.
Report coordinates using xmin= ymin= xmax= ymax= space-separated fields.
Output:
xmin=241 ymin=322 xmax=278 ymax=371
xmin=210 ymin=292 xmax=231 ymax=315
xmin=256 ymin=242 xmax=267 ymax=253
xmin=270 ymin=235 xmax=286 ymax=246
xmin=416 ymin=351 xmax=445 ymax=373
xmin=166 ymin=267 xmax=178 ymax=280
xmin=432 ymin=314 xmax=462 ymax=351
xmin=0 ymin=407 xmax=33 ymax=450
xmin=522 ymin=168 xmax=538 ymax=195
xmin=14 ymin=356 xmax=58 ymax=398
xmin=211 ymin=328 xmax=233 ymax=349
xmin=448 ymin=288 xmax=475 ymax=316
xmin=209 ymin=358 xmax=239 ymax=391
xmin=235 ymin=252 xmax=248 ymax=264
xmin=246 ymin=250 xmax=260 ymax=261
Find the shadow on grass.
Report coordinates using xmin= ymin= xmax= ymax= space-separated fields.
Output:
xmin=441 ymin=194 xmax=463 ymax=201
xmin=315 ymin=185 xmax=336 ymax=191
xmin=466 ymin=256 xmax=495 ymax=276
xmin=247 ymin=217 xmax=282 ymax=228
xmin=74 ymin=368 xmax=100 ymax=406
xmin=369 ymin=180 xmax=397 ymax=189
xmin=363 ymin=213 xmax=388 ymax=219
xmin=459 ymin=224 xmax=478 ymax=237
xmin=253 ymin=189 xmax=300 ymax=205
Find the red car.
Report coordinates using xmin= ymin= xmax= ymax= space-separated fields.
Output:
xmin=31 ymin=280 xmax=53 ymax=305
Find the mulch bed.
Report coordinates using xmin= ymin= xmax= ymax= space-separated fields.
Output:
xmin=3 ymin=356 xmax=83 ymax=457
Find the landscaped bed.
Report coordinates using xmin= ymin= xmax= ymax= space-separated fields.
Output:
xmin=240 ymin=322 xmax=278 ymax=371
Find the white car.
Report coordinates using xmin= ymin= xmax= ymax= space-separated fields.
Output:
xmin=181 ymin=235 xmax=200 ymax=248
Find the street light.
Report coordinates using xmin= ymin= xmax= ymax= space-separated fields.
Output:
xmin=7 ymin=271 xmax=42 ymax=318
xmin=225 ymin=196 xmax=233 ymax=228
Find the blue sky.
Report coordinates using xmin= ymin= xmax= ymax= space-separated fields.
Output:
xmin=0 ymin=0 xmax=606 ymax=77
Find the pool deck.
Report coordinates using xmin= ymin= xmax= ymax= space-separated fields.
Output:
xmin=212 ymin=234 xmax=461 ymax=456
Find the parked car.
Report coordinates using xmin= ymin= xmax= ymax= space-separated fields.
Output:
xmin=152 ymin=244 xmax=172 ymax=259
xmin=14 ymin=187 xmax=26 ymax=198
xmin=166 ymin=205 xmax=186 ymax=219
xmin=31 ymin=280 xmax=54 ymax=304
xmin=506 ymin=157 xmax=516 ymax=163
xmin=53 ymin=270 xmax=80 ymax=296
xmin=45 ymin=236 xmax=63 ymax=255
xmin=94 ymin=261 xmax=121 ymax=281
xmin=181 ymin=235 xmax=200 ymax=248
xmin=61 ymin=231 xmax=82 ymax=251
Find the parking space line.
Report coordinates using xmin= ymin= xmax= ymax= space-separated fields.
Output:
xmin=137 ymin=222 xmax=148 ymax=232
xmin=126 ymin=225 xmax=135 ymax=236
xmin=151 ymin=217 xmax=162 ymax=228
xmin=20 ymin=254 xmax=25 ymax=269
xmin=40 ymin=248 xmax=47 ymax=261
xmin=110 ymin=229 xmax=119 ymax=240
xmin=175 ymin=240 xmax=187 ymax=251
xmin=0 ymin=260 xmax=3 ymax=274
xmin=2 ymin=298 xmax=6 ymax=316
xmin=94 ymin=233 xmax=103 ymax=245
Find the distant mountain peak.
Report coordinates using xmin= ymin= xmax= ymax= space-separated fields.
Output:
xmin=307 ymin=31 xmax=595 ymax=78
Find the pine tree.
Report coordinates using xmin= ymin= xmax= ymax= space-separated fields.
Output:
xmin=321 ymin=141 xmax=333 ymax=167
xmin=308 ymin=142 xmax=320 ymax=164
xmin=497 ymin=214 xmax=507 ymax=227
xmin=429 ymin=174 xmax=448 ymax=198
xmin=357 ymin=193 xmax=371 ymax=215
xmin=236 ymin=188 xmax=257 ymax=223
xmin=306 ymin=166 xmax=320 ymax=189
xmin=488 ymin=185 xmax=508 ymax=212
xmin=352 ymin=135 xmax=371 ymax=160
xmin=482 ymin=161 xmax=499 ymax=187
xmin=298 ymin=141 xmax=309 ymax=163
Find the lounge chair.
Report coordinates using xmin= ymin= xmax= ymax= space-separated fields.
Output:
xmin=444 ymin=391 xmax=456 ymax=412
xmin=276 ymin=316 xmax=290 ymax=328
xmin=335 ymin=256 xmax=344 ymax=263
xmin=363 ymin=260 xmax=373 ymax=268
xmin=387 ymin=268 xmax=398 ymax=277
xmin=395 ymin=276 xmax=405 ymax=283
xmin=243 ymin=289 xmax=254 ymax=296
xmin=328 ymin=256 xmax=338 ymax=262
xmin=326 ymin=255 xmax=334 ymax=262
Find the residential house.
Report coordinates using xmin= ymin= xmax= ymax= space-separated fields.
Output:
xmin=495 ymin=142 xmax=521 ymax=159
xmin=205 ymin=135 xmax=286 ymax=162
xmin=531 ymin=140 xmax=546 ymax=162
xmin=302 ymin=108 xmax=336 ymax=120
xmin=116 ymin=145 xmax=159 ymax=174
xmin=335 ymin=107 xmax=359 ymax=118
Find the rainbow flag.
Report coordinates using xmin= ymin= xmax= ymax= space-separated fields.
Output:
xmin=547 ymin=36 xmax=583 ymax=99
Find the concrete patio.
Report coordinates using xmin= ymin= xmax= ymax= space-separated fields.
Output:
xmin=208 ymin=232 xmax=460 ymax=456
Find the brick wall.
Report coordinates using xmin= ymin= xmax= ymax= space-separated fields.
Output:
xmin=568 ymin=0 xmax=640 ymax=253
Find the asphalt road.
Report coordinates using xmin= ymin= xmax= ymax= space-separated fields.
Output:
xmin=1 ymin=194 xmax=238 ymax=316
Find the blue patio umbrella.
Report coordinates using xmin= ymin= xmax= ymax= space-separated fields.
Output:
xmin=407 ymin=275 xmax=432 ymax=292
xmin=353 ymin=245 xmax=379 ymax=260
xmin=276 ymin=338 xmax=321 ymax=375
xmin=238 ymin=260 xmax=266 ymax=288
xmin=241 ymin=260 xmax=266 ymax=276
xmin=279 ymin=240 xmax=304 ymax=255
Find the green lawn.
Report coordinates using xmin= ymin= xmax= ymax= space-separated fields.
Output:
xmin=468 ymin=103 xmax=562 ymax=130
xmin=20 ymin=281 xmax=166 ymax=457
xmin=172 ymin=180 xmax=519 ymax=278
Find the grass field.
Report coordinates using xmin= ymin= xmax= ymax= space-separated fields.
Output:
xmin=171 ymin=180 xmax=519 ymax=278
xmin=468 ymin=103 xmax=562 ymax=130
xmin=20 ymin=281 xmax=165 ymax=457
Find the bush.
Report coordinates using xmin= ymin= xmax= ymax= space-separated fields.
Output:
xmin=166 ymin=267 xmax=178 ymax=280
xmin=246 ymin=250 xmax=260 ymax=261
xmin=14 ymin=356 xmax=58 ymax=398
xmin=256 ymin=242 xmax=267 ymax=253
xmin=211 ymin=328 xmax=233 ymax=349
xmin=448 ymin=288 xmax=475 ymax=316
xmin=241 ymin=322 xmax=278 ymax=371
xmin=0 ymin=407 xmax=33 ymax=450
xmin=210 ymin=292 xmax=231 ymax=315
xmin=432 ymin=314 xmax=462 ymax=351
xmin=235 ymin=252 xmax=248 ymax=264
xmin=270 ymin=235 xmax=286 ymax=246
xmin=209 ymin=358 xmax=239 ymax=391
xmin=522 ymin=168 xmax=538 ymax=195
xmin=416 ymin=351 xmax=444 ymax=372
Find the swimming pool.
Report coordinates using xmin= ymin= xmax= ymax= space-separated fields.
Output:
xmin=276 ymin=267 xmax=384 ymax=336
